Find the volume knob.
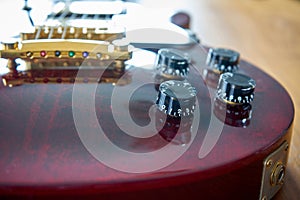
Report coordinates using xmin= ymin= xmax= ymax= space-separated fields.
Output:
xmin=156 ymin=80 xmax=196 ymax=117
xmin=217 ymin=72 xmax=256 ymax=104
xmin=156 ymin=48 xmax=190 ymax=78
xmin=206 ymin=48 xmax=240 ymax=73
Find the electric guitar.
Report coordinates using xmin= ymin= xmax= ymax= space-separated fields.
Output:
xmin=0 ymin=1 xmax=294 ymax=199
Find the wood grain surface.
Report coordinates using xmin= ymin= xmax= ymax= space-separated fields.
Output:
xmin=141 ymin=0 xmax=300 ymax=199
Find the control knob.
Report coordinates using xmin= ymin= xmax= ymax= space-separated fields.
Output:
xmin=156 ymin=48 xmax=191 ymax=78
xmin=216 ymin=72 xmax=256 ymax=104
xmin=156 ymin=80 xmax=196 ymax=117
xmin=206 ymin=48 xmax=240 ymax=73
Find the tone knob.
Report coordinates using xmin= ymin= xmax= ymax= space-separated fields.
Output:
xmin=216 ymin=72 xmax=256 ymax=104
xmin=156 ymin=48 xmax=191 ymax=78
xmin=156 ymin=80 xmax=196 ymax=117
xmin=206 ymin=48 xmax=240 ymax=73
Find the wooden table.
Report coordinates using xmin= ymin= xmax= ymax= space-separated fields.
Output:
xmin=141 ymin=0 xmax=300 ymax=199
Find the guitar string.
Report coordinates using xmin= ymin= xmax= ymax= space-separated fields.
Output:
xmin=47 ymin=7 xmax=57 ymax=40
xmin=48 ymin=26 xmax=54 ymax=39
xmin=34 ymin=26 xmax=41 ymax=40
xmin=34 ymin=2 xmax=112 ymax=40
xmin=21 ymin=2 xmax=118 ymax=81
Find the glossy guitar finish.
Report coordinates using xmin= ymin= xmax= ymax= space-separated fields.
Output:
xmin=0 ymin=1 xmax=294 ymax=200
xmin=0 ymin=43 xmax=294 ymax=199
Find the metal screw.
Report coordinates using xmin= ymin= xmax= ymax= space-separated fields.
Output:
xmin=262 ymin=196 xmax=268 ymax=200
xmin=285 ymin=144 xmax=289 ymax=151
xmin=266 ymin=160 xmax=273 ymax=168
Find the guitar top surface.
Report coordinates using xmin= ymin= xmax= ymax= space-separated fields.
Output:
xmin=0 ymin=47 xmax=294 ymax=188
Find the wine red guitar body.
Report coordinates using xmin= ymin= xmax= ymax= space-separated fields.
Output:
xmin=0 ymin=45 xmax=294 ymax=200
xmin=0 ymin=2 xmax=294 ymax=200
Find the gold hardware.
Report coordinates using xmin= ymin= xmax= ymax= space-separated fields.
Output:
xmin=261 ymin=196 xmax=267 ymax=200
xmin=259 ymin=141 xmax=289 ymax=200
xmin=266 ymin=160 xmax=273 ymax=168
xmin=1 ymin=41 xmax=19 ymax=50
xmin=270 ymin=162 xmax=285 ymax=186
xmin=21 ymin=26 xmax=125 ymax=41
xmin=0 ymin=1 xmax=132 ymax=88
xmin=285 ymin=143 xmax=289 ymax=151
xmin=0 ymin=38 xmax=133 ymax=87
xmin=0 ymin=39 xmax=131 ymax=60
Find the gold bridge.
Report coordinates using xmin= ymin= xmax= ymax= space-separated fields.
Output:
xmin=0 ymin=0 xmax=134 ymax=87
xmin=21 ymin=25 xmax=125 ymax=41
xmin=0 ymin=38 xmax=132 ymax=87
xmin=1 ymin=39 xmax=132 ymax=61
